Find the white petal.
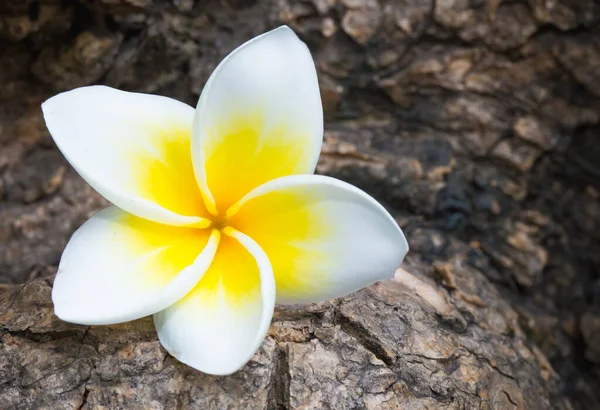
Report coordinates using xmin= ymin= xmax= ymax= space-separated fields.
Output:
xmin=154 ymin=228 xmax=275 ymax=375
xmin=52 ymin=207 xmax=219 ymax=325
xmin=228 ymin=175 xmax=408 ymax=304
xmin=43 ymin=86 xmax=209 ymax=226
xmin=192 ymin=26 xmax=323 ymax=213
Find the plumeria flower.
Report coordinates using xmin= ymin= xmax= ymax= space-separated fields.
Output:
xmin=42 ymin=26 xmax=408 ymax=375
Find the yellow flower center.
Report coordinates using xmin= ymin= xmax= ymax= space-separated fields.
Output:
xmin=210 ymin=212 xmax=230 ymax=231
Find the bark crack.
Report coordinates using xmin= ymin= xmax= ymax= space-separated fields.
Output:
xmin=335 ymin=309 xmax=395 ymax=367
xmin=269 ymin=343 xmax=291 ymax=410
xmin=77 ymin=386 xmax=90 ymax=410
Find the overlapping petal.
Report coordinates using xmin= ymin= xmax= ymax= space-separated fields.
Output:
xmin=228 ymin=175 xmax=408 ymax=304
xmin=191 ymin=26 xmax=323 ymax=214
xmin=154 ymin=229 xmax=275 ymax=375
xmin=52 ymin=207 xmax=220 ymax=325
xmin=42 ymin=86 xmax=210 ymax=226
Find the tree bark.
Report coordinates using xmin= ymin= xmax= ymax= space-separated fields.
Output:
xmin=1 ymin=0 xmax=600 ymax=409
xmin=0 ymin=272 xmax=568 ymax=409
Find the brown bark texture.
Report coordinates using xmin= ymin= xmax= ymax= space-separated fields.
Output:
xmin=0 ymin=0 xmax=599 ymax=409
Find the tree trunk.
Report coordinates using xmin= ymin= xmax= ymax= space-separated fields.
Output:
xmin=1 ymin=0 xmax=599 ymax=409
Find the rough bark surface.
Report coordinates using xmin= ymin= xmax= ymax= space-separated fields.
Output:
xmin=1 ymin=0 xmax=599 ymax=409
xmin=0 ymin=273 xmax=568 ymax=409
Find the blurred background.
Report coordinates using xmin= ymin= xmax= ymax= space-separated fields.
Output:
xmin=0 ymin=0 xmax=599 ymax=408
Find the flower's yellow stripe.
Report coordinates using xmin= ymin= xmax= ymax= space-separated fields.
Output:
xmin=202 ymin=109 xmax=315 ymax=213
xmin=228 ymin=189 xmax=329 ymax=298
xmin=115 ymin=212 xmax=213 ymax=289
xmin=128 ymin=125 xmax=209 ymax=219
xmin=182 ymin=231 xmax=261 ymax=308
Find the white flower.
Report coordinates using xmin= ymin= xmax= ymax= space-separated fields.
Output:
xmin=42 ymin=26 xmax=408 ymax=375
